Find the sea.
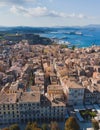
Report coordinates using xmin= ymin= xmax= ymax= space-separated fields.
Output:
xmin=40 ymin=27 xmax=100 ymax=48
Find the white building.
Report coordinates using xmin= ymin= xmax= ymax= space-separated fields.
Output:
xmin=62 ymin=79 xmax=85 ymax=105
xmin=0 ymin=86 xmax=66 ymax=124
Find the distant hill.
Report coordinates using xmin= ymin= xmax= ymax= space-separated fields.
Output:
xmin=0 ymin=26 xmax=11 ymax=31
xmin=0 ymin=26 xmax=48 ymax=33
xmin=85 ymin=24 xmax=100 ymax=28
xmin=0 ymin=27 xmax=52 ymax=45
xmin=0 ymin=25 xmax=100 ymax=32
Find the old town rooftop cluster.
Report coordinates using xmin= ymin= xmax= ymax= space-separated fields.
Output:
xmin=0 ymin=41 xmax=100 ymax=124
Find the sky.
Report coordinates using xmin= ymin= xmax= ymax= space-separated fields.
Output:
xmin=0 ymin=0 xmax=100 ymax=27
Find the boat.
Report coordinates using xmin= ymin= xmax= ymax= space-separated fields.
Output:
xmin=58 ymin=40 xmax=70 ymax=45
xmin=75 ymin=31 xmax=83 ymax=35
xmin=65 ymin=31 xmax=83 ymax=35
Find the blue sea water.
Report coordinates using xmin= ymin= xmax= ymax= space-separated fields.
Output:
xmin=40 ymin=27 xmax=100 ymax=48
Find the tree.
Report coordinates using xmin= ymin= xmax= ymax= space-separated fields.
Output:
xmin=31 ymin=122 xmax=38 ymax=129
xmin=33 ymin=128 xmax=42 ymax=130
xmin=50 ymin=121 xmax=60 ymax=130
xmin=25 ymin=122 xmax=40 ymax=130
xmin=2 ymin=128 xmax=9 ymax=130
xmin=72 ymin=45 xmax=76 ymax=50
xmin=92 ymin=119 xmax=99 ymax=130
xmin=9 ymin=124 xmax=20 ymax=130
xmin=60 ymin=44 xmax=68 ymax=49
xmin=25 ymin=122 xmax=32 ymax=130
xmin=42 ymin=123 xmax=48 ymax=130
xmin=65 ymin=116 xmax=80 ymax=130
xmin=52 ymin=42 xmax=59 ymax=46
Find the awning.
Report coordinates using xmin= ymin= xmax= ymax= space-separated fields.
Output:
xmin=85 ymin=104 xmax=94 ymax=109
xmin=73 ymin=105 xmax=86 ymax=111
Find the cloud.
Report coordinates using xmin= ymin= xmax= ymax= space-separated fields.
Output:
xmin=67 ymin=13 xmax=87 ymax=19
xmin=10 ymin=5 xmax=28 ymax=15
xmin=0 ymin=0 xmax=36 ymax=6
xmin=10 ymin=6 xmax=48 ymax=17
xmin=0 ymin=0 xmax=95 ymax=20
xmin=10 ymin=5 xmax=93 ymax=19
